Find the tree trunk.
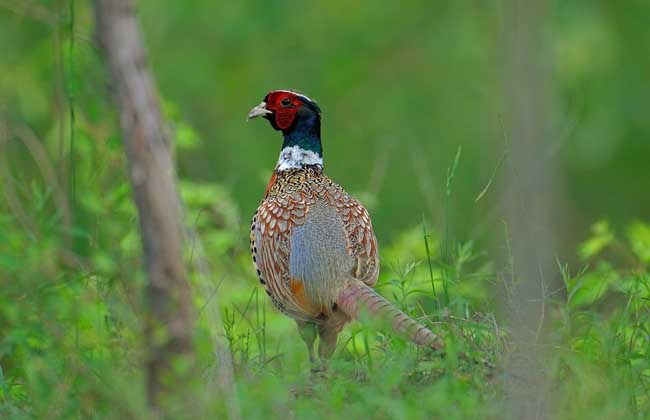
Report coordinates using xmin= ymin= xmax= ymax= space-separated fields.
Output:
xmin=93 ymin=0 xmax=194 ymax=411
xmin=501 ymin=0 xmax=559 ymax=418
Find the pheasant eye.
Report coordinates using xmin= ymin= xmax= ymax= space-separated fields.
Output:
xmin=281 ymin=97 xmax=292 ymax=107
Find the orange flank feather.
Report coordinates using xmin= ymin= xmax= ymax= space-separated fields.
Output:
xmin=289 ymin=279 xmax=308 ymax=308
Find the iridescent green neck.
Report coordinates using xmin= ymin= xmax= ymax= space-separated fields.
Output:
xmin=277 ymin=112 xmax=323 ymax=171
xmin=281 ymin=112 xmax=322 ymax=157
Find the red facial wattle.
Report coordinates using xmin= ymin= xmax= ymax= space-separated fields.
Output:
xmin=265 ymin=91 xmax=303 ymax=130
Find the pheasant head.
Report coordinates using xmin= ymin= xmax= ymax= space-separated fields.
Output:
xmin=248 ymin=90 xmax=323 ymax=171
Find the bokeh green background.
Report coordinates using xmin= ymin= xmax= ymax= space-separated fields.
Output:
xmin=2 ymin=0 xmax=648 ymax=251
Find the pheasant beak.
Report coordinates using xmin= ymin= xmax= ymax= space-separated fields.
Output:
xmin=247 ymin=101 xmax=272 ymax=120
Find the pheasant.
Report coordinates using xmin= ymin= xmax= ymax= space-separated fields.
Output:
xmin=248 ymin=89 xmax=443 ymax=368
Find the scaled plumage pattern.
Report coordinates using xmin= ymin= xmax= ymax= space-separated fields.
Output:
xmin=248 ymin=90 xmax=443 ymax=368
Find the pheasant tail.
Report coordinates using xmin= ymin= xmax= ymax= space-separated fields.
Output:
xmin=337 ymin=280 xmax=444 ymax=350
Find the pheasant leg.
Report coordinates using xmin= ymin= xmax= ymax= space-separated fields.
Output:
xmin=317 ymin=324 xmax=339 ymax=371
xmin=296 ymin=320 xmax=318 ymax=366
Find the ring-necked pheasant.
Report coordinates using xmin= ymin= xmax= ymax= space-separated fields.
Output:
xmin=248 ymin=89 xmax=443 ymax=368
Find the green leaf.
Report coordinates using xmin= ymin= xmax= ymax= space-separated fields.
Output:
xmin=627 ymin=221 xmax=650 ymax=265
xmin=578 ymin=220 xmax=614 ymax=260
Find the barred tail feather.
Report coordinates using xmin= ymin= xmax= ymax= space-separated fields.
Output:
xmin=338 ymin=280 xmax=444 ymax=350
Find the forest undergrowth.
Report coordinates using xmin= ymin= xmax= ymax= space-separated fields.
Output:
xmin=1 ymin=133 xmax=648 ymax=418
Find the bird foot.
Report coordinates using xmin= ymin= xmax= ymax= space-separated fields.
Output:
xmin=309 ymin=361 xmax=328 ymax=378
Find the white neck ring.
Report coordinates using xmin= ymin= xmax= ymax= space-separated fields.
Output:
xmin=276 ymin=145 xmax=323 ymax=171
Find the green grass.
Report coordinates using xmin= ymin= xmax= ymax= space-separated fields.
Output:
xmin=1 ymin=148 xmax=649 ymax=418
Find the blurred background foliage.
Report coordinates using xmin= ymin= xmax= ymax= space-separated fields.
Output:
xmin=2 ymin=0 xmax=649 ymax=247
xmin=1 ymin=0 xmax=649 ymax=418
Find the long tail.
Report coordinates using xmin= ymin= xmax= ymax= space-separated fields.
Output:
xmin=337 ymin=280 xmax=444 ymax=350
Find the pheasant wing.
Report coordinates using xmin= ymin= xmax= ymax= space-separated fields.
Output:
xmin=332 ymin=192 xmax=379 ymax=287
